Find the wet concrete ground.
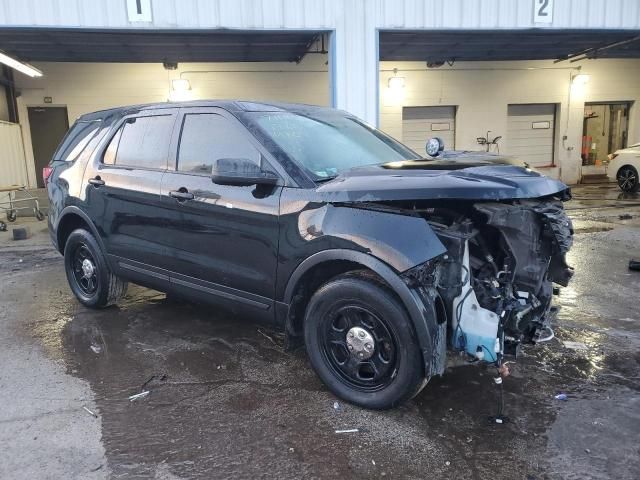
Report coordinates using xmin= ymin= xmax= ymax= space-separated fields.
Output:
xmin=0 ymin=185 xmax=639 ymax=479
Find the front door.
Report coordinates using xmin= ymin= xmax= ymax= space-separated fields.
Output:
xmin=83 ymin=109 xmax=178 ymax=279
xmin=160 ymin=108 xmax=282 ymax=313
xmin=28 ymin=107 xmax=69 ymax=187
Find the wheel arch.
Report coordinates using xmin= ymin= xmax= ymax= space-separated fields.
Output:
xmin=617 ymin=163 xmax=639 ymax=174
xmin=55 ymin=206 xmax=105 ymax=255
xmin=282 ymin=249 xmax=442 ymax=376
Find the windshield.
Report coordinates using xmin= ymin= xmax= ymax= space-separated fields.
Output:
xmin=247 ymin=111 xmax=420 ymax=179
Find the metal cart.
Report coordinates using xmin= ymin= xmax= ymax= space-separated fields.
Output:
xmin=0 ymin=185 xmax=46 ymax=226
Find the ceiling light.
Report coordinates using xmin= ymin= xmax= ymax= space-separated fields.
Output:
xmin=388 ymin=76 xmax=405 ymax=89
xmin=0 ymin=51 xmax=43 ymax=77
xmin=572 ymin=73 xmax=590 ymax=85
xmin=171 ymin=79 xmax=191 ymax=91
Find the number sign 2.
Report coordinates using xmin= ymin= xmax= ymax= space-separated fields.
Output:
xmin=534 ymin=0 xmax=553 ymax=24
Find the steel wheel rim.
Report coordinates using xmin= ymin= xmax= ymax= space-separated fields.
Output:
xmin=618 ymin=168 xmax=637 ymax=190
xmin=72 ymin=243 xmax=98 ymax=295
xmin=319 ymin=305 xmax=398 ymax=392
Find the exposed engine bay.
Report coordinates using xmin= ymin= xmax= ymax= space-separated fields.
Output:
xmin=394 ymin=196 xmax=574 ymax=364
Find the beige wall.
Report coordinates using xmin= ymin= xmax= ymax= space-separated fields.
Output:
xmin=14 ymin=56 xmax=329 ymax=187
xmin=0 ymin=85 xmax=9 ymax=122
xmin=379 ymin=59 xmax=640 ymax=184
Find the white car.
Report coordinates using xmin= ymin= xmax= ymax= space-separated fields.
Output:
xmin=608 ymin=143 xmax=640 ymax=192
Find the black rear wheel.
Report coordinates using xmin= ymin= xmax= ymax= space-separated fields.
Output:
xmin=617 ymin=166 xmax=639 ymax=192
xmin=304 ymin=272 xmax=425 ymax=409
xmin=64 ymin=228 xmax=127 ymax=308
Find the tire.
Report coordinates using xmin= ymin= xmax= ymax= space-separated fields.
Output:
xmin=617 ymin=165 xmax=639 ymax=192
xmin=63 ymin=228 xmax=127 ymax=308
xmin=304 ymin=271 xmax=424 ymax=410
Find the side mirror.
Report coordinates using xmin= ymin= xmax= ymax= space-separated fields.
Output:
xmin=211 ymin=158 xmax=279 ymax=187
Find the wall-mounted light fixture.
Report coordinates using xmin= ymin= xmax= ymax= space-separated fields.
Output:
xmin=0 ymin=51 xmax=43 ymax=77
xmin=571 ymin=73 xmax=590 ymax=85
xmin=388 ymin=68 xmax=405 ymax=89
xmin=171 ymin=79 xmax=191 ymax=91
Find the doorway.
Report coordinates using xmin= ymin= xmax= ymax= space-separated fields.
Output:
xmin=27 ymin=106 xmax=69 ymax=187
xmin=402 ymin=106 xmax=456 ymax=154
xmin=506 ymin=103 xmax=557 ymax=167
xmin=582 ymin=102 xmax=630 ymax=166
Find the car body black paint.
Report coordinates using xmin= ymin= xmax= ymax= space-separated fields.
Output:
xmin=47 ymin=100 xmax=573 ymax=386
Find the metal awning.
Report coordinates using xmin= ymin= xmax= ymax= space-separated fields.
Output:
xmin=379 ymin=29 xmax=640 ymax=62
xmin=0 ymin=28 xmax=325 ymax=63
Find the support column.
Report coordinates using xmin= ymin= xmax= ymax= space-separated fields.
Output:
xmin=330 ymin=0 xmax=379 ymax=126
xmin=558 ymin=74 xmax=587 ymax=185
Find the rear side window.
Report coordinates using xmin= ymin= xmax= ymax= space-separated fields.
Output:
xmin=177 ymin=113 xmax=261 ymax=175
xmin=102 ymin=115 xmax=174 ymax=169
xmin=53 ymin=120 xmax=101 ymax=162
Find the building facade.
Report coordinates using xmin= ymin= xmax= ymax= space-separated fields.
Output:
xmin=1 ymin=0 xmax=640 ymax=187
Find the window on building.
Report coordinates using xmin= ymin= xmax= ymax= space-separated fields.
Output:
xmin=177 ymin=113 xmax=261 ymax=175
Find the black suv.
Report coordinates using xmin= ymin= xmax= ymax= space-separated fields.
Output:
xmin=47 ymin=101 xmax=573 ymax=409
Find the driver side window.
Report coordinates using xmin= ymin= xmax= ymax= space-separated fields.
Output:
xmin=177 ymin=113 xmax=261 ymax=175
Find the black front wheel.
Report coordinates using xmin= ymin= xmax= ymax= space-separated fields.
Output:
xmin=304 ymin=272 xmax=425 ymax=409
xmin=617 ymin=166 xmax=639 ymax=192
xmin=63 ymin=228 xmax=127 ymax=308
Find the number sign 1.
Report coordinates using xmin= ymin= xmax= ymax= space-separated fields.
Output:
xmin=534 ymin=0 xmax=553 ymax=24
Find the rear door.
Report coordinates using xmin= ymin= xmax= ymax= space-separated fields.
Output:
xmin=83 ymin=109 xmax=178 ymax=282
xmin=160 ymin=107 xmax=282 ymax=313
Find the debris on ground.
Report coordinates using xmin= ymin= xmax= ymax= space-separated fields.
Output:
xmin=619 ymin=213 xmax=633 ymax=220
xmin=12 ymin=227 xmax=31 ymax=241
xmin=128 ymin=391 xmax=150 ymax=402
xmin=333 ymin=401 xmax=341 ymax=411
xmin=563 ymin=341 xmax=588 ymax=350
xmin=629 ymin=259 xmax=640 ymax=271
xmin=82 ymin=406 xmax=98 ymax=418
xmin=89 ymin=344 xmax=102 ymax=354
xmin=335 ymin=428 xmax=359 ymax=434
xmin=554 ymin=393 xmax=568 ymax=401
xmin=257 ymin=328 xmax=277 ymax=345
xmin=140 ymin=374 xmax=167 ymax=390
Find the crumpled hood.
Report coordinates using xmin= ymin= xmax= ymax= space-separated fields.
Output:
xmin=314 ymin=160 xmax=570 ymax=202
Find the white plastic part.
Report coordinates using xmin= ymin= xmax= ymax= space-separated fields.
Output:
xmin=452 ymin=240 xmax=500 ymax=359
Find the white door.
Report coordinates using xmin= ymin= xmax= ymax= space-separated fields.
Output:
xmin=402 ymin=106 xmax=456 ymax=155
xmin=506 ymin=104 xmax=556 ymax=167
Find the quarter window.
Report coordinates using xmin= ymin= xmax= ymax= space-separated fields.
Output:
xmin=177 ymin=113 xmax=261 ymax=175
xmin=102 ymin=115 xmax=174 ymax=169
xmin=54 ymin=121 xmax=101 ymax=162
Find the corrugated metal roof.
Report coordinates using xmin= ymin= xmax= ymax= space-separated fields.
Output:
xmin=1 ymin=0 xmax=639 ymax=31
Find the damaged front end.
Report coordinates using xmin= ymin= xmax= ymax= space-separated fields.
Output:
xmin=401 ymin=196 xmax=574 ymax=365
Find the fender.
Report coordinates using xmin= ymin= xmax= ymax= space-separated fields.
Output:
xmin=54 ymin=206 xmax=108 ymax=257
xmin=293 ymin=204 xmax=447 ymax=272
xmin=283 ymin=249 xmax=442 ymax=377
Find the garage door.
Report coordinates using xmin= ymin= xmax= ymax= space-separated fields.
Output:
xmin=402 ymin=106 xmax=456 ymax=155
xmin=506 ymin=104 xmax=556 ymax=167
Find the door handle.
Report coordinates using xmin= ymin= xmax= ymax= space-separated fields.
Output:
xmin=88 ymin=176 xmax=105 ymax=187
xmin=169 ymin=189 xmax=194 ymax=201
